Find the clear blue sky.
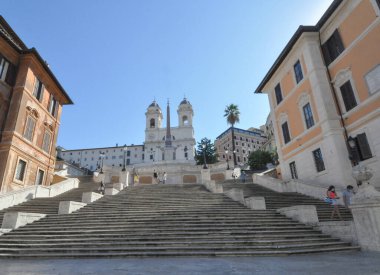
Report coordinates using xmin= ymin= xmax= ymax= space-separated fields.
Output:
xmin=2 ymin=0 xmax=332 ymax=149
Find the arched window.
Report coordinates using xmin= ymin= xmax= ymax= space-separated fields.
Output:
xmin=150 ymin=118 xmax=155 ymax=128
xmin=182 ymin=115 xmax=189 ymax=125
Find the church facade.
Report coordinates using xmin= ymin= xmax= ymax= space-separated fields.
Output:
xmin=58 ymin=98 xmax=196 ymax=170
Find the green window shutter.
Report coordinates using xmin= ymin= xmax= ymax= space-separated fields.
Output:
xmin=356 ymin=133 xmax=372 ymax=160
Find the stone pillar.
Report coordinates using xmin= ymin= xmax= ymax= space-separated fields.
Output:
xmin=119 ymin=171 xmax=130 ymax=187
xmin=2 ymin=212 xmax=46 ymax=229
xmin=201 ymin=169 xmax=210 ymax=184
xmin=277 ymin=205 xmax=319 ymax=225
xmin=350 ymin=186 xmax=380 ymax=251
xmin=224 ymin=188 xmax=245 ymax=204
xmin=245 ymin=197 xmax=266 ymax=210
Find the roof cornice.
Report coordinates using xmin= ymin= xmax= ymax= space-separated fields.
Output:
xmin=254 ymin=0 xmax=343 ymax=94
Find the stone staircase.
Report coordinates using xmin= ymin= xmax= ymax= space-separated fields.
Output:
xmin=0 ymin=176 xmax=98 ymax=226
xmin=0 ymin=183 xmax=359 ymax=258
xmin=221 ymin=180 xmax=353 ymax=222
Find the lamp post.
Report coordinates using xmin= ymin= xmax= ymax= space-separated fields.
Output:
xmin=347 ymin=136 xmax=359 ymax=166
xmin=122 ymin=145 xmax=127 ymax=171
xmin=225 ymin=150 xmax=230 ymax=170
xmin=202 ymin=143 xmax=208 ymax=169
xmin=99 ymin=152 xmax=105 ymax=174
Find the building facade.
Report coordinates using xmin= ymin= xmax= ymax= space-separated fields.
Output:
xmin=214 ymin=127 xmax=267 ymax=167
xmin=255 ymin=0 xmax=380 ymax=188
xmin=260 ymin=114 xmax=276 ymax=153
xmin=58 ymin=98 xmax=196 ymax=170
xmin=0 ymin=16 xmax=73 ymax=193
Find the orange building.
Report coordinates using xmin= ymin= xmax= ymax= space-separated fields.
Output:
xmin=255 ymin=0 xmax=380 ymax=188
xmin=0 ymin=16 xmax=73 ymax=193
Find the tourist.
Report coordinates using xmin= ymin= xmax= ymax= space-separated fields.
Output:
xmin=163 ymin=172 xmax=167 ymax=184
xmin=326 ymin=185 xmax=342 ymax=220
xmin=153 ymin=170 xmax=158 ymax=184
xmin=134 ymin=173 xmax=139 ymax=185
xmin=342 ymin=185 xmax=355 ymax=208
xmin=240 ymin=171 xmax=246 ymax=183
xmin=98 ymin=181 xmax=105 ymax=195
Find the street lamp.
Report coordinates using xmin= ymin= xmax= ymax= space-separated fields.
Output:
xmin=225 ymin=150 xmax=230 ymax=170
xmin=202 ymin=143 xmax=208 ymax=169
xmin=122 ymin=145 xmax=128 ymax=171
xmin=99 ymin=152 xmax=105 ymax=174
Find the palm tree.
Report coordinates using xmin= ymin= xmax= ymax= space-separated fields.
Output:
xmin=224 ymin=104 xmax=240 ymax=166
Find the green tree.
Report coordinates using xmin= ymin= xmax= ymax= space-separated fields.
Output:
xmin=195 ymin=137 xmax=218 ymax=165
xmin=224 ymin=104 xmax=240 ymax=166
xmin=247 ymin=150 xmax=273 ymax=170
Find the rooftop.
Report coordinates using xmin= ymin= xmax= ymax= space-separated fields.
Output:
xmin=0 ymin=16 xmax=73 ymax=105
xmin=254 ymin=0 xmax=343 ymax=93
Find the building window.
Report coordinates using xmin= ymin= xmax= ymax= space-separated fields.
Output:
xmin=150 ymin=118 xmax=155 ymax=128
xmin=354 ymin=133 xmax=373 ymax=161
xmin=15 ymin=159 xmax=27 ymax=182
xmin=294 ymin=60 xmax=303 ymax=84
xmin=282 ymin=122 xmax=291 ymax=144
xmin=49 ymin=95 xmax=58 ymax=117
xmin=33 ymin=78 xmax=44 ymax=101
xmin=340 ymin=81 xmax=357 ymax=112
xmin=303 ymin=103 xmax=315 ymax=129
xmin=365 ymin=64 xmax=380 ymax=95
xmin=35 ymin=169 xmax=44 ymax=185
xmin=312 ymin=148 xmax=325 ymax=172
xmin=0 ymin=56 xmax=9 ymax=81
xmin=127 ymin=151 xmax=131 ymax=157
xmin=24 ymin=116 xmax=36 ymax=142
xmin=322 ymin=29 xmax=344 ymax=65
xmin=275 ymin=83 xmax=283 ymax=104
xmin=42 ymin=131 xmax=51 ymax=153
xmin=289 ymin=161 xmax=298 ymax=179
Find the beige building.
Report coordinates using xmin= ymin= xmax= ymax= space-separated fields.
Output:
xmin=58 ymin=99 xmax=196 ymax=171
xmin=0 ymin=16 xmax=73 ymax=193
xmin=214 ymin=127 xmax=267 ymax=167
xmin=255 ymin=0 xmax=380 ymax=188
xmin=260 ymin=114 xmax=276 ymax=153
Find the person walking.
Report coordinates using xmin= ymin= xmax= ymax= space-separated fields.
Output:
xmin=153 ymin=170 xmax=158 ymax=184
xmin=326 ymin=185 xmax=342 ymax=220
xmin=240 ymin=171 xmax=246 ymax=183
xmin=342 ymin=185 xmax=355 ymax=209
xmin=134 ymin=173 xmax=139 ymax=186
xmin=98 ymin=181 xmax=105 ymax=195
xmin=163 ymin=172 xmax=167 ymax=184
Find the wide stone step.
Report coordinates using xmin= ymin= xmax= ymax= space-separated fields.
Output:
xmin=0 ymin=237 xmax=341 ymax=247
xmin=15 ymin=223 xmax=309 ymax=232
xmin=28 ymin=220 xmax=299 ymax=228
xmin=0 ymin=246 xmax=360 ymax=258
xmin=0 ymin=241 xmax=354 ymax=254
xmin=0 ymin=233 xmax=335 ymax=243
xmin=2 ymin=229 xmax=325 ymax=239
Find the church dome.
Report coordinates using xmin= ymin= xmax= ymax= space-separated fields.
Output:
xmin=179 ymin=98 xmax=191 ymax=106
xmin=148 ymin=100 xmax=161 ymax=109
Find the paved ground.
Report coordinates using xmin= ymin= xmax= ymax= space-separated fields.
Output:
xmin=1 ymin=252 xmax=380 ymax=275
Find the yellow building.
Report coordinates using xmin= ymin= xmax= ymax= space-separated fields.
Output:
xmin=255 ymin=0 xmax=380 ymax=188
xmin=0 ymin=16 xmax=73 ymax=193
